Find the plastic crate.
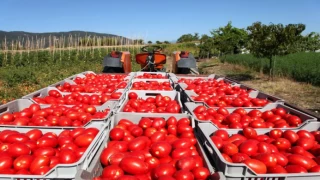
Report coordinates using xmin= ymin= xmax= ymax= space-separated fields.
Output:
xmin=117 ymin=90 xmax=184 ymax=114
xmin=134 ymin=72 xmax=169 ymax=79
xmin=177 ymin=81 xmax=255 ymax=92
xmin=66 ymin=72 xmax=134 ymax=82
xmin=171 ymin=74 xmax=219 ymax=82
xmin=75 ymin=113 xmax=215 ymax=179
xmin=197 ymin=121 xmax=320 ymax=179
xmin=185 ymin=102 xmax=318 ymax=129
xmin=21 ymin=87 xmax=126 ymax=108
xmin=0 ymin=120 xmax=110 ymax=180
xmin=0 ymin=99 xmax=117 ymax=125
xmin=128 ymin=78 xmax=175 ymax=90
xmin=183 ymin=90 xmax=284 ymax=106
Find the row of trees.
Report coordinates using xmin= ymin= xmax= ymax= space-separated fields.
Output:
xmin=177 ymin=22 xmax=320 ymax=79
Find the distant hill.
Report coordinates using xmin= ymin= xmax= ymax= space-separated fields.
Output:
xmin=0 ymin=30 xmax=132 ymax=48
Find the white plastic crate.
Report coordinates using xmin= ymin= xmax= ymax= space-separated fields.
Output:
xmin=0 ymin=120 xmax=110 ymax=179
xmin=128 ymin=78 xmax=175 ymax=90
xmin=0 ymin=99 xmax=117 ymax=125
xmin=197 ymin=121 xmax=320 ymax=179
xmin=117 ymin=90 xmax=184 ymax=115
xmin=183 ymin=90 xmax=284 ymax=107
xmin=75 ymin=113 xmax=214 ymax=179
xmin=21 ymin=87 xmax=125 ymax=109
xmin=185 ymin=102 xmax=318 ymax=130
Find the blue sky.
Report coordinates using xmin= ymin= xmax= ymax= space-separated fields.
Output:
xmin=1 ymin=0 xmax=319 ymax=41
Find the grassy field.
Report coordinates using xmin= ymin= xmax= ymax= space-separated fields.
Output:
xmin=0 ymin=47 xmax=142 ymax=103
xmin=224 ymin=53 xmax=320 ymax=86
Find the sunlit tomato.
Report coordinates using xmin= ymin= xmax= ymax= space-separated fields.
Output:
xmin=101 ymin=165 xmax=124 ymax=179
xmin=243 ymin=159 xmax=267 ymax=174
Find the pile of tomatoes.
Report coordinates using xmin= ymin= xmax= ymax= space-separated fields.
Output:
xmin=56 ymin=81 xmax=127 ymax=94
xmin=130 ymin=81 xmax=173 ymax=91
xmin=180 ymin=78 xmax=252 ymax=96
xmin=211 ymin=127 xmax=320 ymax=174
xmin=0 ymin=126 xmax=99 ymax=175
xmin=56 ymin=73 xmax=129 ymax=93
xmin=192 ymin=94 xmax=270 ymax=108
xmin=193 ymin=106 xmax=303 ymax=129
xmin=73 ymin=73 xmax=129 ymax=85
xmin=135 ymin=73 xmax=168 ymax=79
xmin=122 ymin=92 xmax=181 ymax=113
xmin=32 ymin=90 xmax=122 ymax=106
xmin=0 ymin=103 xmax=109 ymax=126
xmin=95 ymin=116 xmax=210 ymax=179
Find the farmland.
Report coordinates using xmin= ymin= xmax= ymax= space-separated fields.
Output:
xmin=0 ymin=42 xmax=198 ymax=103
xmin=0 ymin=47 xmax=142 ymax=103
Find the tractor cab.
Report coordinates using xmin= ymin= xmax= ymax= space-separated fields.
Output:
xmin=172 ymin=51 xmax=197 ymax=74
xmin=136 ymin=45 xmax=167 ymax=72
xmin=102 ymin=51 xmax=131 ymax=73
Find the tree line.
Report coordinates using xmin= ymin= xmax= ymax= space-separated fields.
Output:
xmin=177 ymin=21 xmax=320 ymax=79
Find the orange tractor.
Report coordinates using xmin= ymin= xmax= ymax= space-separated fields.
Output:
xmin=102 ymin=45 xmax=197 ymax=74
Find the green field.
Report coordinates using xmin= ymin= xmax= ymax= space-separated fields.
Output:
xmin=0 ymin=47 xmax=143 ymax=102
xmin=225 ymin=53 xmax=320 ymax=86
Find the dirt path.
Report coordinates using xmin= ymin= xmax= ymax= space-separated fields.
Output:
xmin=198 ymin=58 xmax=320 ymax=115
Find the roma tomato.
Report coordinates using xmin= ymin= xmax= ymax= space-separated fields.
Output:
xmin=243 ymin=159 xmax=267 ymax=174
xmin=150 ymin=141 xmax=172 ymax=158
xmin=101 ymin=165 xmax=124 ymax=179
xmin=119 ymin=157 xmax=149 ymax=175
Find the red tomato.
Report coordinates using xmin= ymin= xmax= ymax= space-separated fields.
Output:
xmin=128 ymin=92 xmax=138 ymax=99
xmin=231 ymin=153 xmax=250 ymax=163
xmin=153 ymin=163 xmax=176 ymax=179
xmin=0 ymin=155 xmax=13 ymax=171
xmin=150 ymin=141 xmax=172 ymax=158
xmin=37 ymin=137 xmax=58 ymax=148
xmin=282 ymin=130 xmax=299 ymax=143
xmin=272 ymin=138 xmax=291 ymax=151
xmin=296 ymin=137 xmax=315 ymax=150
xmin=222 ymin=143 xmax=238 ymax=156
xmin=5 ymin=133 xmax=29 ymax=143
xmin=192 ymin=167 xmax=210 ymax=180
xmin=119 ymin=156 xmax=149 ymax=175
xmin=101 ymin=165 xmax=124 ymax=179
xmin=285 ymin=165 xmax=307 ymax=173
xmin=8 ymin=143 xmax=31 ymax=157
xmin=138 ymin=118 xmax=152 ymax=129
xmin=171 ymin=148 xmax=192 ymax=159
xmin=239 ymin=140 xmax=258 ymax=156
xmin=287 ymin=154 xmax=317 ymax=170
xmin=309 ymin=165 xmax=320 ymax=172
xmin=176 ymin=157 xmax=196 ymax=171
xmin=13 ymin=155 xmax=34 ymax=171
xmin=267 ymin=165 xmax=287 ymax=173
xmin=74 ymin=134 xmax=95 ymax=147
xmin=26 ymin=129 xmax=43 ymax=141
xmin=34 ymin=147 xmax=56 ymax=157
xmin=243 ymin=127 xmax=257 ymax=139
xmin=254 ymin=153 xmax=277 ymax=167
xmin=59 ymin=149 xmax=77 ymax=164
xmin=173 ymin=170 xmax=194 ymax=180
xmin=128 ymin=136 xmax=149 ymax=151
xmin=30 ymin=155 xmax=50 ymax=173
xmin=214 ymin=130 xmax=229 ymax=141
xmin=297 ymin=130 xmax=315 ymax=140
xmin=269 ymin=129 xmax=283 ymax=139
xmin=243 ymin=159 xmax=267 ymax=174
